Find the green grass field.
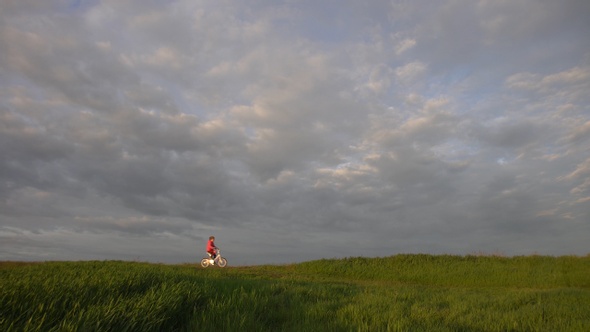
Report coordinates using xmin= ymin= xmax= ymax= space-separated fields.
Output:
xmin=1 ymin=255 xmax=589 ymax=331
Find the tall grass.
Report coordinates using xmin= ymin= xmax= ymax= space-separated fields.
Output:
xmin=1 ymin=255 xmax=589 ymax=331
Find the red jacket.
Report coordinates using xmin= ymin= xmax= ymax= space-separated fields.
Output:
xmin=207 ymin=239 xmax=216 ymax=253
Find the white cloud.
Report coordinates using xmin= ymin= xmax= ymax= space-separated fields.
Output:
xmin=395 ymin=38 xmax=416 ymax=55
xmin=395 ymin=61 xmax=427 ymax=83
xmin=506 ymin=67 xmax=590 ymax=93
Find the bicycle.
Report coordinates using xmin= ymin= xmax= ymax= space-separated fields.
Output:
xmin=200 ymin=248 xmax=227 ymax=268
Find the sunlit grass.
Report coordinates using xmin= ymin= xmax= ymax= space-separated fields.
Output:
xmin=1 ymin=255 xmax=589 ymax=331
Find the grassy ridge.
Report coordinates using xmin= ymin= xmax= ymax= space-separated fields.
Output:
xmin=291 ymin=254 xmax=590 ymax=287
xmin=1 ymin=255 xmax=589 ymax=331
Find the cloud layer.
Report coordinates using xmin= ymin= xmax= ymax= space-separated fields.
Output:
xmin=1 ymin=0 xmax=589 ymax=264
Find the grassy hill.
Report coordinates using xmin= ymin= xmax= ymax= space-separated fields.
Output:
xmin=1 ymin=254 xmax=589 ymax=331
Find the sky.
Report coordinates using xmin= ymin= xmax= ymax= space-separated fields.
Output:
xmin=1 ymin=0 xmax=589 ymax=265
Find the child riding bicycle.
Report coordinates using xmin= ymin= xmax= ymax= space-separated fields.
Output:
xmin=206 ymin=236 xmax=218 ymax=259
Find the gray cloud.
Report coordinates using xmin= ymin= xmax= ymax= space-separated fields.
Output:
xmin=1 ymin=0 xmax=588 ymax=264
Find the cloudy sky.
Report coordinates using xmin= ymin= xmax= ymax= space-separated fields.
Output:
xmin=1 ymin=0 xmax=589 ymax=265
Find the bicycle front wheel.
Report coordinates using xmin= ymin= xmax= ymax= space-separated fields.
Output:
xmin=217 ymin=258 xmax=227 ymax=267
